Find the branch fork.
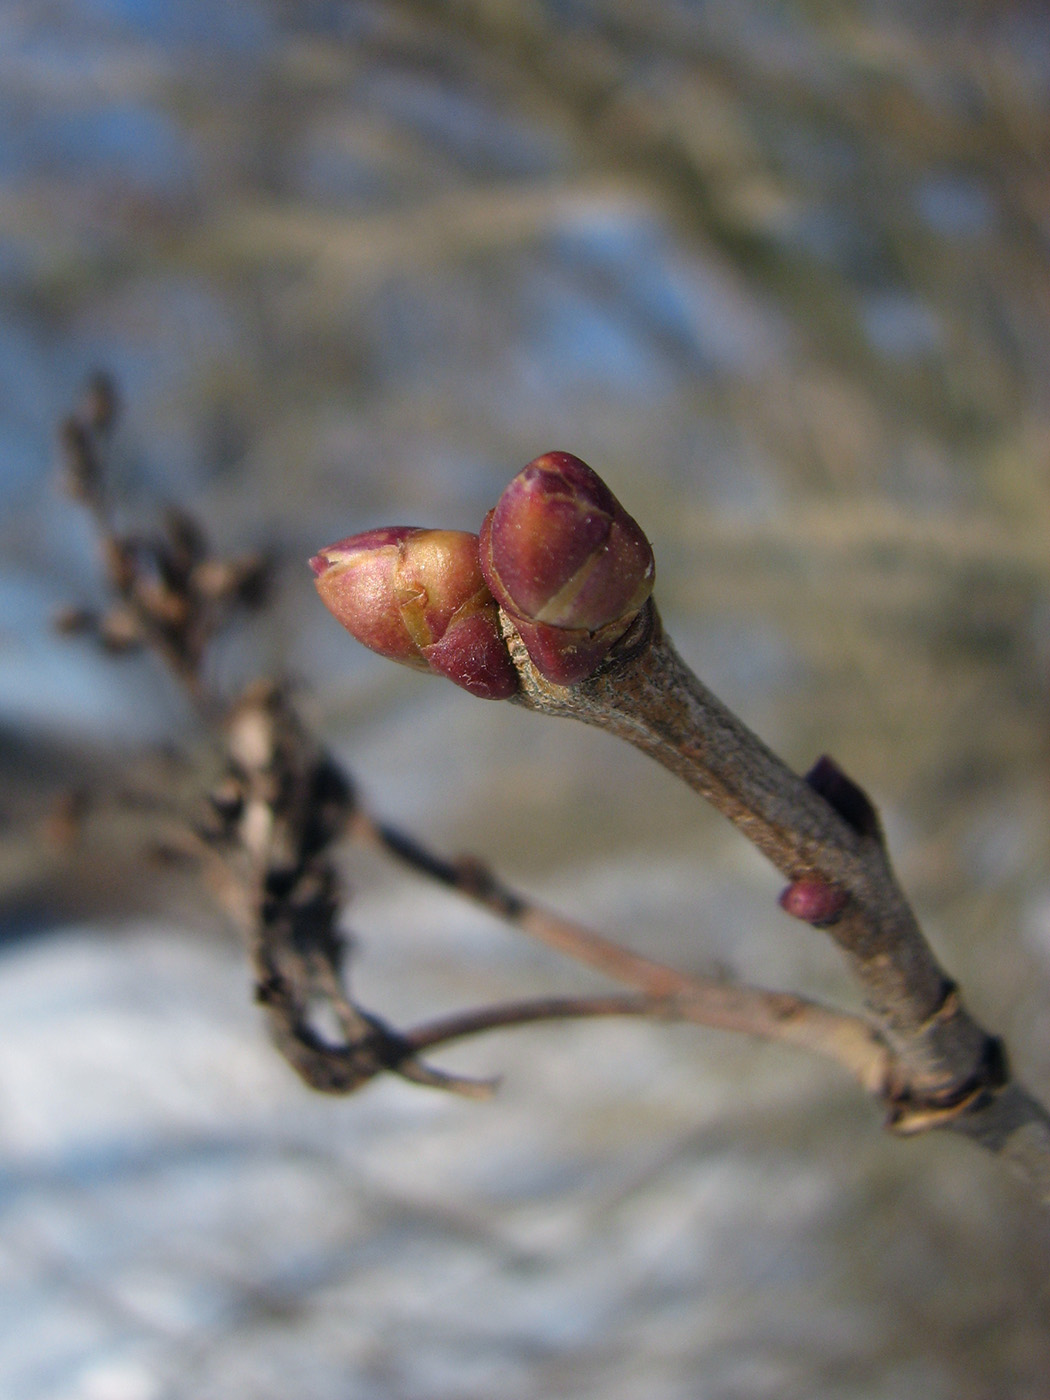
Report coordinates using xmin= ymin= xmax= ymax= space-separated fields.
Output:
xmin=55 ymin=383 xmax=1050 ymax=1204
xmin=309 ymin=447 xmax=1050 ymax=1200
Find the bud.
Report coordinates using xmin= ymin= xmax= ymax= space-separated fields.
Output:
xmin=53 ymin=604 xmax=96 ymax=637
xmin=310 ymin=527 xmax=518 ymax=700
xmin=98 ymin=605 xmax=145 ymax=653
xmin=78 ymin=371 xmax=119 ymax=436
xmin=479 ymin=452 xmax=654 ymax=684
xmin=804 ymin=755 xmax=879 ymax=839
xmin=778 ymin=877 xmax=847 ymax=927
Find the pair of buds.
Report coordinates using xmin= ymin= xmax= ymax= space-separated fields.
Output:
xmin=310 ymin=453 xmax=655 ymax=697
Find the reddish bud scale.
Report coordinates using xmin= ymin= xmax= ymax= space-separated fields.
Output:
xmin=479 ymin=451 xmax=654 ymax=685
xmin=311 ymin=527 xmax=517 ymax=700
xmin=778 ymin=878 xmax=848 ymax=927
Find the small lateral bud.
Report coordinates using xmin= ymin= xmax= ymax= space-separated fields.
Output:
xmin=192 ymin=553 xmax=270 ymax=608
xmin=79 ymin=372 xmax=119 ymax=436
xmin=102 ymin=537 xmax=137 ymax=594
xmin=479 ymin=451 xmax=654 ymax=684
xmin=161 ymin=507 xmax=208 ymax=581
xmin=311 ymin=527 xmax=518 ymax=700
xmin=99 ymin=605 xmax=145 ymax=653
xmin=805 ymin=755 xmax=879 ymax=839
xmin=778 ymin=877 xmax=848 ymax=927
xmin=58 ymin=416 xmax=101 ymax=504
xmin=53 ymin=604 xmax=97 ymax=637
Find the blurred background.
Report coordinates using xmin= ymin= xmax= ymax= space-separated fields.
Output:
xmin=2 ymin=1 xmax=1050 ymax=1396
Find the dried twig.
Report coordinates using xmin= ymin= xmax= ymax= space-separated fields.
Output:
xmin=56 ymin=375 xmax=269 ymax=710
xmin=349 ymin=809 xmax=891 ymax=1096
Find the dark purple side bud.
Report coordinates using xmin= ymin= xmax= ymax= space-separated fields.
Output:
xmin=778 ymin=877 xmax=848 ymax=927
xmin=311 ymin=527 xmax=517 ymax=700
xmin=478 ymin=451 xmax=654 ymax=684
xmin=805 ymin=755 xmax=880 ymax=839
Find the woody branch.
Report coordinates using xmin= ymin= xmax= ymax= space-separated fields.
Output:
xmin=57 ymin=381 xmax=884 ymax=1109
xmin=314 ymin=449 xmax=1050 ymax=1201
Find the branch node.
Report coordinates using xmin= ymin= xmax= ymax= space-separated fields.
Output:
xmin=886 ymin=1033 xmax=1011 ymax=1135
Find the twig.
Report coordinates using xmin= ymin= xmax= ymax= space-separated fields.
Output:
xmin=403 ymin=993 xmax=659 ymax=1055
xmin=56 ymin=380 xmax=268 ymax=715
xmin=349 ymin=808 xmax=891 ymax=1096
xmin=500 ymin=602 xmax=1050 ymax=1199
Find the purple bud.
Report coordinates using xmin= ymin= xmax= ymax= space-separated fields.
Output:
xmin=311 ymin=527 xmax=518 ymax=700
xmin=804 ymin=755 xmax=880 ymax=839
xmin=479 ymin=452 xmax=654 ymax=684
xmin=778 ymin=878 xmax=848 ymax=927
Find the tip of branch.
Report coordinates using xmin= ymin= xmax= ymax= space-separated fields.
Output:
xmin=396 ymin=1059 xmax=501 ymax=1099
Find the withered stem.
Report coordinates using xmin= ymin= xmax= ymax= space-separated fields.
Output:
xmin=350 ymin=808 xmax=890 ymax=1096
xmin=403 ymin=993 xmax=659 ymax=1053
